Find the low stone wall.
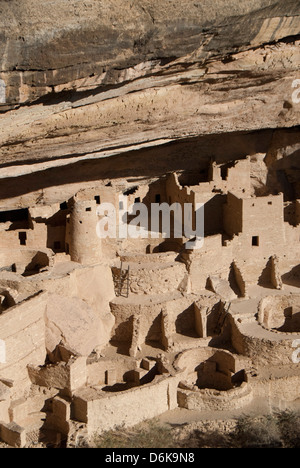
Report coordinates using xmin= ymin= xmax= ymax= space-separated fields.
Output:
xmin=258 ymin=294 xmax=300 ymax=331
xmin=250 ymin=373 xmax=300 ymax=408
xmin=175 ymin=347 xmax=245 ymax=377
xmin=8 ymin=387 xmax=55 ymax=428
xmin=118 ymin=251 xmax=178 ymax=264
xmin=0 ymin=248 xmax=52 ymax=274
xmin=112 ymin=261 xmax=187 ymax=296
xmin=73 ymin=374 xmax=181 ymax=435
xmin=178 ymin=382 xmax=253 ymax=411
xmin=230 ymin=313 xmax=300 ymax=366
xmin=86 ymin=356 xmax=137 ymax=387
xmin=28 ymin=357 xmax=87 ymax=396
xmin=174 ymin=347 xmax=253 ymax=411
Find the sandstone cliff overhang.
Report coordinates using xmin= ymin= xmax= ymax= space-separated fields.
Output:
xmin=0 ymin=1 xmax=299 ymax=200
xmin=0 ymin=0 xmax=299 ymax=106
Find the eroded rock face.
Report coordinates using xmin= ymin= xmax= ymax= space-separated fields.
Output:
xmin=0 ymin=0 xmax=298 ymax=186
xmin=0 ymin=0 xmax=299 ymax=106
xmin=46 ymin=294 xmax=114 ymax=359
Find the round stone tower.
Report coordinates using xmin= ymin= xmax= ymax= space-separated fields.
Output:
xmin=67 ymin=197 xmax=102 ymax=265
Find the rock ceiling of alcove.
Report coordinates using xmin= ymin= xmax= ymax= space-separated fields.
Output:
xmin=0 ymin=0 xmax=299 ymax=172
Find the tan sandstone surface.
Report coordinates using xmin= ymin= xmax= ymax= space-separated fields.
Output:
xmin=0 ymin=0 xmax=299 ymax=448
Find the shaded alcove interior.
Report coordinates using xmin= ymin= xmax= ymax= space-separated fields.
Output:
xmin=0 ymin=127 xmax=283 ymax=204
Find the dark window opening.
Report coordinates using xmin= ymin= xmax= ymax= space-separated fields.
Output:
xmin=155 ymin=194 xmax=161 ymax=204
xmin=252 ymin=236 xmax=259 ymax=247
xmin=86 ymin=207 xmax=92 ymax=212
xmin=221 ymin=166 xmax=229 ymax=181
xmin=268 ymin=201 xmax=273 ymax=205
xmin=19 ymin=232 xmax=27 ymax=246
xmin=60 ymin=202 xmax=68 ymax=210
xmin=134 ymin=197 xmax=141 ymax=204
xmin=53 ymin=241 xmax=61 ymax=251
xmin=0 ymin=208 xmax=29 ymax=224
xmin=94 ymin=196 xmax=101 ymax=205
xmin=178 ymin=169 xmax=209 ymax=187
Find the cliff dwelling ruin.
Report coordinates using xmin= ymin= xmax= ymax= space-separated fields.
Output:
xmin=0 ymin=0 xmax=300 ymax=448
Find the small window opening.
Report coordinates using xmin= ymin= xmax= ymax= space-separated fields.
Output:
xmin=60 ymin=202 xmax=68 ymax=210
xmin=221 ymin=166 xmax=229 ymax=181
xmin=54 ymin=241 xmax=61 ymax=251
xmin=19 ymin=232 xmax=27 ymax=246
xmin=252 ymin=236 xmax=259 ymax=247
